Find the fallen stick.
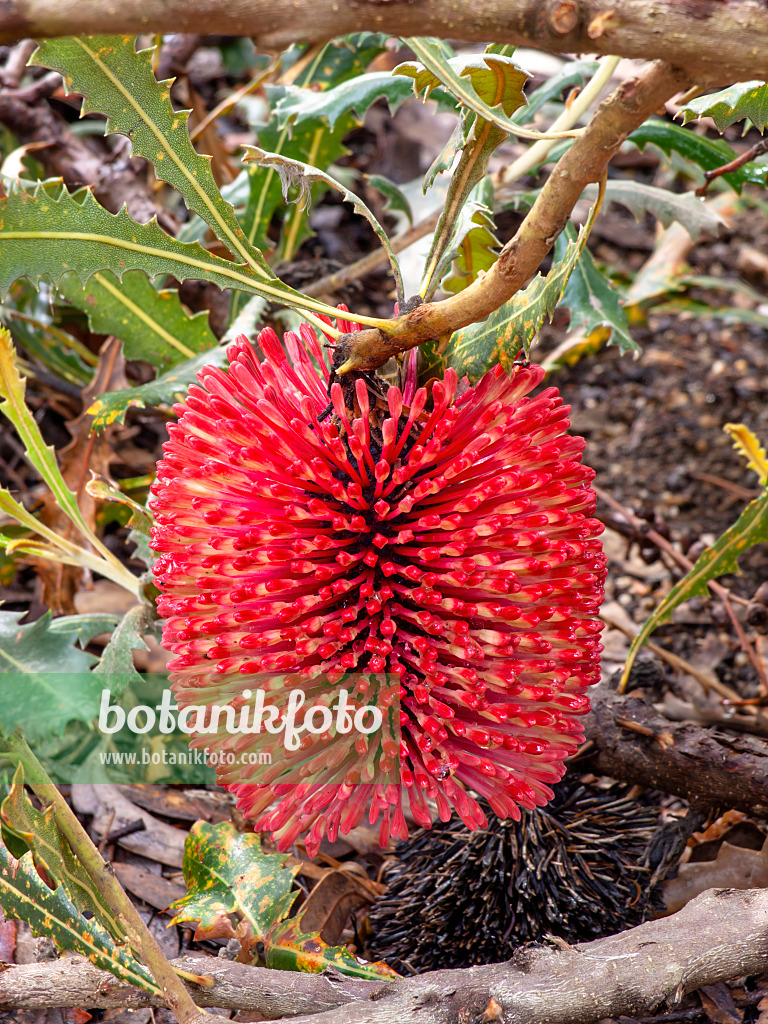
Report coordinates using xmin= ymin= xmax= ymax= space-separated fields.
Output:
xmin=0 ymin=890 xmax=767 ymax=1023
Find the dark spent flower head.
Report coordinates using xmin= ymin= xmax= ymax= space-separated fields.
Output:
xmin=150 ymin=315 xmax=606 ymax=856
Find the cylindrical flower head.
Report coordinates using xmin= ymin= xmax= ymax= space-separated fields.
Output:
xmin=150 ymin=319 xmax=606 ymax=856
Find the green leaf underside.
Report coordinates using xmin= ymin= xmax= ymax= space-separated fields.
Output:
xmin=58 ymin=270 xmax=217 ymax=370
xmin=0 ymin=844 xmax=159 ymax=993
xmin=0 ymin=611 xmax=102 ymax=740
xmin=31 ymin=35 xmax=270 ymax=277
xmin=680 ymin=81 xmax=768 ymax=134
xmin=1 ymin=765 xmax=117 ymax=927
xmin=628 ymin=120 xmax=768 ymax=192
xmin=169 ymin=822 xmax=397 ymax=981
xmin=623 ymin=487 xmax=768 ymax=685
xmin=0 ymin=184 xmax=342 ymax=320
xmin=88 ymin=344 xmax=229 ymax=428
xmin=555 ymin=225 xmax=636 ymax=353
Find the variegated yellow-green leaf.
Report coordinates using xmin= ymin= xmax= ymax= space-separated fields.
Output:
xmin=423 ymin=212 xmax=592 ymax=381
xmin=169 ymin=821 xmax=397 ymax=981
xmin=1 ymin=764 xmax=117 ymax=929
xmin=0 ymin=839 xmax=159 ymax=994
xmin=620 ymin=485 xmax=768 ymax=689
xmin=168 ymin=821 xmax=301 ymax=938
xmin=396 ymin=39 xmax=531 ymax=133
xmin=679 ymin=81 xmax=768 ymax=134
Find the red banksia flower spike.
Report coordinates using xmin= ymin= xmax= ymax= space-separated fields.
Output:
xmin=150 ymin=316 xmax=606 ymax=857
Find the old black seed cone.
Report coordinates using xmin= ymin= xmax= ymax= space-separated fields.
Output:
xmin=368 ymin=776 xmax=663 ymax=972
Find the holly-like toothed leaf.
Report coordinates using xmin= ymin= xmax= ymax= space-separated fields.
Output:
xmin=30 ymin=35 xmax=270 ymax=277
xmin=396 ymin=38 xmax=532 ymax=137
xmin=1 ymin=764 xmax=117 ymax=928
xmin=0 ymin=184 xmax=342 ymax=323
xmin=88 ymin=344 xmax=229 ymax=429
xmin=582 ymin=181 xmax=725 ymax=242
xmin=0 ymin=611 xmax=107 ymax=740
xmin=169 ymin=822 xmax=397 ymax=981
xmin=441 ymin=183 xmax=499 ymax=295
xmin=0 ymin=842 xmax=159 ymax=994
xmin=92 ymin=604 xmax=154 ymax=695
xmin=275 ymin=72 xmax=415 ymax=131
xmin=679 ymin=81 xmax=768 ymax=134
xmin=555 ymin=225 xmax=637 ymax=354
xmin=423 ymin=206 xmax=596 ymax=381
xmin=620 ymin=484 xmax=768 ymax=690
xmin=57 ymin=270 xmax=217 ymax=371
xmin=627 ymin=120 xmax=768 ymax=193
xmin=168 ymin=821 xmax=301 ymax=939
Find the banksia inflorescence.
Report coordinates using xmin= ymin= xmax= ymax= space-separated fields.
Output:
xmin=150 ymin=314 xmax=606 ymax=855
xmin=368 ymin=779 xmax=663 ymax=972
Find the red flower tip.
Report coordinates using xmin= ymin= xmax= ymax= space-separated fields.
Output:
xmin=150 ymin=318 xmax=606 ymax=856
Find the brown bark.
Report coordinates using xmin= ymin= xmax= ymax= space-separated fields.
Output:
xmin=1 ymin=0 xmax=767 ymax=83
xmin=585 ymin=688 xmax=768 ymax=817
xmin=0 ymin=890 xmax=767 ymax=1023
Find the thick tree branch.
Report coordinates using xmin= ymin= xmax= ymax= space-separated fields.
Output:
xmin=584 ymin=688 xmax=768 ymax=816
xmin=1 ymin=890 xmax=767 ymax=1023
xmin=2 ymin=0 xmax=767 ymax=83
xmin=335 ymin=59 xmax=689 ymax=373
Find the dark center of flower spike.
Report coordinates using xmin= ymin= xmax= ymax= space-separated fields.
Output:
xmin=150 ymin=321 xmax=606 ymax=856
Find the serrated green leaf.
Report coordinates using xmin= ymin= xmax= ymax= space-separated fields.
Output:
xmin=627 ymin=120 xmax=768 ymax=193
xmin=425 ymin=208 xmax=595 ymax=381
xmin=169 ymin=822 xmax=397 ymax=981
xmin=396 ymin=40 xmax=531 ymax=131
xmin=680 ymin=81 xmax=768 ymax=134
xmin=0 ymin=611 xmax=104 ymax=740
xmin=621 ymin=486 xmax=768 ymax=689
xmin=582 ymin=180 xmax=725 ymax=242
xmin=0 ymin=184 xmax=351 ymax=325
xmin=276 ymin=71 xmax=415 ymax=131
xmin=57 ymin=270 xmax=217 ymax=370
xmin=0 ymin=844 xmax=159 ymax=993
xmin=88 ymin=343 xmax=229 ymax=429
xmin=1 ymin=764 xmax=117 ymax=928
xmin=555 ymin=226 xmax=637 ymax=353
xmin=93 ymin=605 xmax=153 ymax=695
xmin=31 ymin=35 xmax=270 ymax=278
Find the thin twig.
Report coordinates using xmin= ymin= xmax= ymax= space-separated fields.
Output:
xmin=696 ymin=138 xmax=768 ymax=196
